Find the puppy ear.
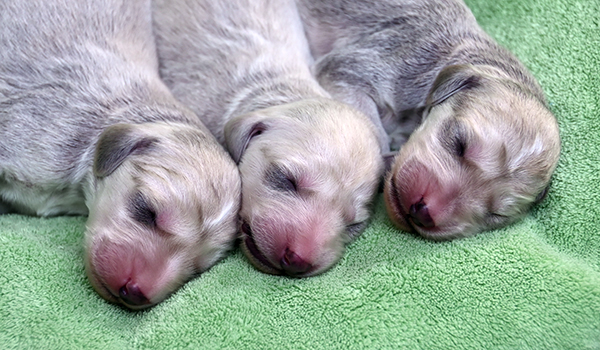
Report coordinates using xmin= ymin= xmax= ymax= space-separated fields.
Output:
xmin=426 ymin=64 xmax=482 ymax=106
xmin=224 ymin=113 xmax=270 ymax=164
xmin=94 ymin=124 xmax=158 ymax=178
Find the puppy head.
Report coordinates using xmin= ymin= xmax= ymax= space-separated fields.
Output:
xmin=384 ymin=64 xmax=560 ymax=240
xmin=85 ymin=122 xmax=241 ymax=309
xmin=225 ymin=98 xmax=383 ymax=277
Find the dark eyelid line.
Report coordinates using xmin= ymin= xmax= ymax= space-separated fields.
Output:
xmin=265 ymin=165 xmax=298 ymax=192
xmin=346 ymin=221 xmax=367 ymax=237
xmin=439 ymin=118 xmax=468 ymax=157
xmin=454 ymin=120 xmax=468 ymax=157
xmin=130 ymin=191 xmax=157 ymax=227
xmin=485 ymin=211 xmax=510 ymax=228
xmin=455 ymin=133 xmax=466 ymax=157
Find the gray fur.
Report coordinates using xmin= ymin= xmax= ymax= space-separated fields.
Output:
xmin=0 ymin=0 xmax=241 ymax=309
xmin=297 ymin=0 xmax=547 ymax=151
xmin=296 ymin=0 xmax=561 ymax=239
xmin=154 ymin=0 xmax=383 ymax=276
xmin=0 ymin=0 xmax=205 ymax=216
xmin=153 ymin=0 xmax=327 ymax=144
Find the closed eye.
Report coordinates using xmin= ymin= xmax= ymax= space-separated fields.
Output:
xmin=346 ymin=221 xmax=367 ymax=237
xmin=485 ymin=212 xmax=509 ymax=227
xmin=440 ymin=119 xmax=468 ymax=158
xmin=130 ymin=192 xmax=157 ymax=227
xmin=266 ymin=165 xmax=298 ymax=193
xmin=453 ymin=135 xmax=466 ymax=158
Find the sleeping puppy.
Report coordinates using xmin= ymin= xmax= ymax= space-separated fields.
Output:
xmin=296 ymin=0 xmax=561 ymax=239
xmin=153 ymin=0 xmax=383 ymax=276
xmin=0 ymin=0 xmax=241 ymax=309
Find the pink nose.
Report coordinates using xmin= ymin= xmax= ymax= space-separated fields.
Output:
xmin=409 ymin=198 xmax=435 ymax=228
xmin=280 ymin=248 xmax=312 ymax=276
xmin=119 ymin=280 xmax=149 ymax=306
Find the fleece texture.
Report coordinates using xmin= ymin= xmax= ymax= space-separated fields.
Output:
xmin=1 ymin=0 xmax=599 ymax=348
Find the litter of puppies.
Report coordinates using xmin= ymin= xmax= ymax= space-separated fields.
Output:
xmin=0 ymin=0 xmax=559 ymax=308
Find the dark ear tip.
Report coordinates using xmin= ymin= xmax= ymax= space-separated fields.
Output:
xmin=94 ymin=124 xmax=158 ymax=178
xmin=226 ymin=117 xmax=269 ymax=164
xmin=426 ymin=64 xmax=481 ymax=106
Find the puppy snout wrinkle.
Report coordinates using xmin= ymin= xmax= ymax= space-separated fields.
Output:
xmin=409 ymin=198 xmax=434 ymax=228
xmin=281 ymin=248 xmax=312 ymax=276
xmin=119 ymin=280 xmax=149 ymax=307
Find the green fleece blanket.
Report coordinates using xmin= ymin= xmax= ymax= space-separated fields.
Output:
xmin=1 ymin=0 xmax=599 ymax=348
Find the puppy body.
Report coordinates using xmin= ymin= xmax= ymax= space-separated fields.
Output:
xmin=154 ymin=0 xmax=384 ymax=276
xmin=0 ymin=0 xmax=241 ymax=308
xmin=297 ymin=0 xmax=561 ymax=239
